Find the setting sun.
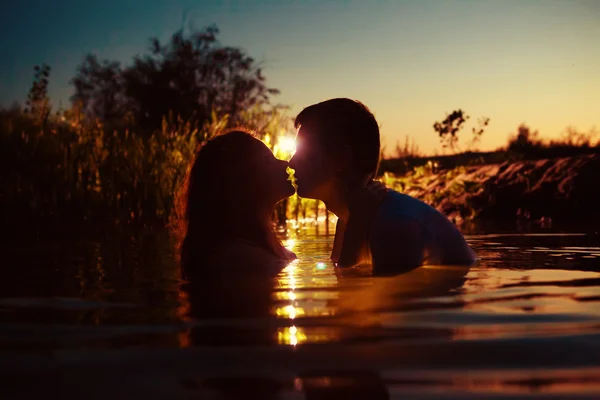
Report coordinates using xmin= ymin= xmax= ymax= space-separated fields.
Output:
xmin=277 ymin=136 xmax=296 ymax=156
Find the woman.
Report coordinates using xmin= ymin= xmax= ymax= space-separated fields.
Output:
xmin=177 ymin=129 xmax=296 ymax=281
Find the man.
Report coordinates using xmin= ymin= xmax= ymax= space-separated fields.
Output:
xmin=288 ymin=98 xmax=476 ymax=274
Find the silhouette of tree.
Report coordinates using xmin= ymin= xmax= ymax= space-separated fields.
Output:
xmin=70 ymin=55 xmax=127 ymax=123
xmin=433 ymin=109 xmax=468 ymax=152
xmin=70 ymin=25 xmax=280 ymax=134
xmin=470 ymin=116 xmax=490 ymax=151
xmin=25 ymin=64 xmax=52 ymax=125
xmin=433 ymin=109 xmax=489 ymax=153
xmin=507 ymin=123 xmax=541 ymax=152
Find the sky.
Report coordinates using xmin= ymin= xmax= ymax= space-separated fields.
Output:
xmin=1 ymin=0 xmax=599 ymax=155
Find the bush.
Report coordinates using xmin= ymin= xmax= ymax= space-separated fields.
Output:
xmin=0 ymin=104 xmax=292 ymax=240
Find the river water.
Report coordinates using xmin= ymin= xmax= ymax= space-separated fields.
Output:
xmin=2 ymin=223 xmax=600 ymax=399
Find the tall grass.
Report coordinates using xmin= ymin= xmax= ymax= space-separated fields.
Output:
xmin=0 ymin=103 xmax=299 ymax=240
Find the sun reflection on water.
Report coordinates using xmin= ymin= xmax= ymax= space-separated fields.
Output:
xmin=277 ymin=325 xmax=308 ymax=346
xmin=284 ymin=238 xmax=295 ymax=251
xmin=277 ymin=235 xmax=306 ymax=345
xmin=273 ymin=232 xmax=343 ymax=345
xmin=276 ymin=257 xmax=304 ymax=345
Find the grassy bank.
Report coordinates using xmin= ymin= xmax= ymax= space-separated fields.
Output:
xmin=381 ymin=153 xmax=600 ymax=227
xmin=2 ymin=101 xmax=598 ymax=241
xmin=1 ymin=105 xmax=324 ymax=241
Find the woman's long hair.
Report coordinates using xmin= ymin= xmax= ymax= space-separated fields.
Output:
xmin=174 ymin=130 xmax=291 ymax=279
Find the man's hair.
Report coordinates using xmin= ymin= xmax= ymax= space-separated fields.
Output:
xmin=294 ymin=98 xmax=380 ymax=178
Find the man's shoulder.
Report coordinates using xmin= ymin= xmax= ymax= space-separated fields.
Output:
xmin=371 ymin=191 xmax=426 ymax=240
xmin=374 ymin=189 xmax=433 ymax=221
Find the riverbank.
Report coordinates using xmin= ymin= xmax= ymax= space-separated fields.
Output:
xmin=381 ymin=154 xmax=600 ymax=227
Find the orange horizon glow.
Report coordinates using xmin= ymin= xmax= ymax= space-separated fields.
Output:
xmin=3 ymin=1 xmax=598 ymax=157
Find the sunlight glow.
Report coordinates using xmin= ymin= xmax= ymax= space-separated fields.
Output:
xmin=284 ymin=238 xmax=296 ymax=251
xmin=275 ymin=304 xmax=305 ymax=319
xmin=281 ymin=259 xmax=298 ymax=290
xmin=277 ymin=325 xmax=307 ymax=346
xmin=275 ymin=257 xmax=305 ymax=343
xmin=277 ymin=136 xmax=296 ymax=155
xmin=286 ymin=216 xmax=338 ymax=228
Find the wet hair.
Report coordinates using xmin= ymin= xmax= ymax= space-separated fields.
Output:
xmin=175 ymin=129 xmax=289 ymax=278
xmin=294 ymin=98 xmax=381 ymax=179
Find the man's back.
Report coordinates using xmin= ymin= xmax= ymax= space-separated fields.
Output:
xmin=369 ymin=190 xmax=476 ymax=273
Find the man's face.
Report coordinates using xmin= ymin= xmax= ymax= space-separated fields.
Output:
xmin=288 ymin=126 xmax=338 ymax=201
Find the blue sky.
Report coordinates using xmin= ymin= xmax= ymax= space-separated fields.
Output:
xmin=1 ymin=0 xmax=599 ymax=154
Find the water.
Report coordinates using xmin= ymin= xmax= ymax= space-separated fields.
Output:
xmin=2 ymin=226 xmax=600 ymax=399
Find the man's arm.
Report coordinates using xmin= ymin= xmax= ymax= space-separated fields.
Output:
xmin=370 ymin=216 xmax=427 ymax=275
xmin=335 ymin=211 xmax=371 ymax=267
xmin=335 ymin=181 xmax=389 ymax=268
xmin=331 ymin=218 xmax=346 ymax=264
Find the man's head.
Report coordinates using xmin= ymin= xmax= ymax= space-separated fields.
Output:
xmin=289 ymin=98 xmax=380 ymax=202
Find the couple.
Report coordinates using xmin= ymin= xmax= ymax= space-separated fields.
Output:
xmin=179 ymin=98 xmax=475 ymax=280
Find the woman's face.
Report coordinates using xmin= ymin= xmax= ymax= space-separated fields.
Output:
xmin=245 ymin=139 xmax=295 ymax=206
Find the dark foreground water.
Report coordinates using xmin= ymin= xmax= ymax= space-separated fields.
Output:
xmin=2 ymin=224 xmax=600 ymax=399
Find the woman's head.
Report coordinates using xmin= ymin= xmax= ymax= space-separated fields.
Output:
xmin=187 ymin=130 xmax=293 ymax=213
xmin=178 ymin=130 xmax=294 ymax=273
